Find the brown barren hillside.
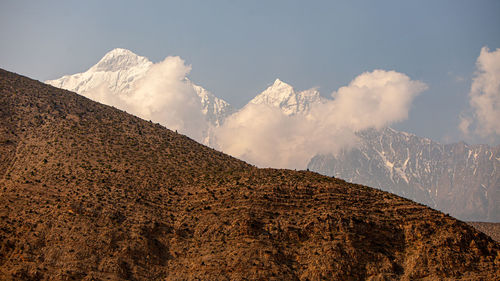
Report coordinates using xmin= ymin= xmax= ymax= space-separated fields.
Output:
xmin=468 ymin=222 xmax=500 ymax=243
xmin=0 ymin=68 xmax=499 ymax=280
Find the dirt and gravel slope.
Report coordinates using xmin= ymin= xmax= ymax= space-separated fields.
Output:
xmin=468 ymin=222 xmax=500 ymax=243
xmin=0 ymin=68 xmax=499 ymax=280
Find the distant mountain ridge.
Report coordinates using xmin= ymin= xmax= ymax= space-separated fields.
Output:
xmin=46 ymin=48 xmax=499 ymax=222
xmin=307 ymin=128 xmax=500 ymax=222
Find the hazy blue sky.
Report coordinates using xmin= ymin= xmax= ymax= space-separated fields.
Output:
xmin=1 ymin=0 xmax=499 ymax=144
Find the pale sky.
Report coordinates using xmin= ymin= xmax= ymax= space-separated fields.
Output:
xmin=1 ymin=0 xmax=499 ymax=145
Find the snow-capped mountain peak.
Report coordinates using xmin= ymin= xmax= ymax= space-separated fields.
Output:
xmin=250 ymin=78 xmax=323 ymax=115
xmin=46 ymin=48 xmax=152 ymax=95
xmin=272 ymin=78 xmax=290 ymax=87
xmin=258 ymin=78 xmax=295 ymax=100
xmin=46 ymin=48 xmax=232 ymax=127
xmin=90 ymin=48 xmax=152 ymax=72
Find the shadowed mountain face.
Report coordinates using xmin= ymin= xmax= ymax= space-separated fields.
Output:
xmin=308 ymin=128 xmax=500 ymax=222
xmin=0 ymin=68 xmax=499 ymax=280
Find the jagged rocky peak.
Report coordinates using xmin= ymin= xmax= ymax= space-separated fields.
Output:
xmin=188 ymin=80 xmax=235 ymax=126
xmin=45 ymin=48 xmax=153 ymax=96
xmin=251 ymin=78 xmax=322 ymax=115
xmin=251 ymin=78 xmax=295 ymax=104
xmin=272 ymin=78 xmax=292 ymax=88
xmin=90 ymin=48 xmax=152 ymax=72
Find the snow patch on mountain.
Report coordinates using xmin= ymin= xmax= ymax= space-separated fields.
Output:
xmin=189 ymin=81 xmax=234 ymax=126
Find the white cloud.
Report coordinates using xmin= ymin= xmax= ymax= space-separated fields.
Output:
xmin=211 ymin=103 xmax=359 ymax=168
xmin=85 ymin=56 xmax=208 ymax=142
xmin=460 ymin=47 xmax=500 ymax=139
xmin=325 ymin=70 xmax=427 ymax=130
xmin=458 ymin=114 xmax=472 ymax=136
xmin=212 ymin=70 xmax=427 ymax=169
xmin=80 ymin=56 xmax=427 ymax=169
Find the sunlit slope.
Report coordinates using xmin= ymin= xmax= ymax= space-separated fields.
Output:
xmin=0 ymin=68 xmax=498 ymax=280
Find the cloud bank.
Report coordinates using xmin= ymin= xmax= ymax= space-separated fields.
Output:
xmin=460 ymin=47 xmax=500 ymax=140
xmin=212 ymin=70 xmax=427 ymax=169
xmin=85 ymin=56 xmax=208 ymax=142
xmin=78 ymin=54 xmax=427 ymax=169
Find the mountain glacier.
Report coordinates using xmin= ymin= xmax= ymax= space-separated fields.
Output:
xmin=46 ymin=48 xmax=499 ymax=222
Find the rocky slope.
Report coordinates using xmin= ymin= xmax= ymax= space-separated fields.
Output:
xmin=468 ymin=222 xmax=500 ymax=243
xmin=1 ymin=68 xmax=499 ymax=280
xmin=307 ymin=128 xmax=500 ymax=222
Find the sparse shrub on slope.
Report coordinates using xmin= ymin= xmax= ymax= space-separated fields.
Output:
xmin=0 ymin=68 xmax=498 ymax=280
